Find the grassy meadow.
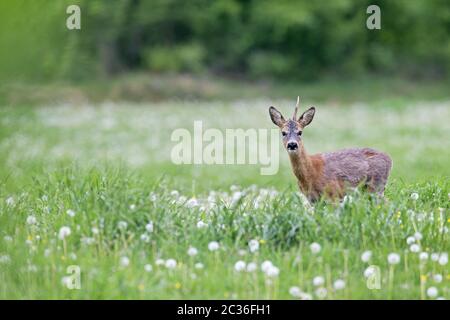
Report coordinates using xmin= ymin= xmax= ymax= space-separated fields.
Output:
xmin=0 ymin=82 xmax=449 ymax=299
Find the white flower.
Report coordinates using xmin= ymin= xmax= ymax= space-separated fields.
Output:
xmin=414 ymin=232 xmax=423 ymax=241
xmin=406 ymin=236 xmax=416 ymax=245
xmin=333 ymin=279 xmax=346 ymax=290
xmin=66 ymin=209 xmax=76 ymax=217
xmin=5 ymin=197 xmax=14 ymax=206
xmin=187 ymin=247 xmax=198 ymax=256
xmin=410 ymin=192 xmax=419 ymax=201
xmin=426 ymin=287 xmax=438 ymax=298
xmin=410 ymin=244 xmax=420 ymax=253
xmin=248 ymin=239 xmax=259 ymax=253
xmin=364 ymin=266 xmax=377 ymax=278
xmin=246 ymin=262 xmax=257 ymax=272
xmin=289 ymin=286 xmax=302 ymax=298
xmin=144 ymin=264 xmax=153 ymax=272
xmin=197 ymin=221 xmax=207 ymax=229
xmin=195 ymin=262 xmax=204 ymax=269
xmin=261 ymin=260 xmax=273 ymax=273
xmin=433 ymin=274 xmax=443 ymax=283
xmin=208 ymin=241 xmax=219 ymax=251
xmin=117 ymin=221 xmax=128 ymax=230
xmin=120 ymin=256 xmax=130 ymax=267
xmin=145 ymin=222 xmax=154 ymax=233
xmin=155 ymin=259 xmax=165 ymax=266
xmin=315 ymin=287 xmax=327 ymax=299
xmin=140 ymin=233 xmax=150 ymax=243
xmin=310 ymin=242 xmax=321 ymax=254
xmin=265 ymin=265 xmax=280 ymax=277
xmin=129 ymin=204 xmax=136 ymax=211
xmin=431 ymin=253 xmax=439 ymax=261
xmin=438 ymin=253 xmax=448 ymax=265
xmin=26 ymin=215 xmax=37 ymax=225
xmin=58 ymin=226 xmax=71 ymax=240
xmin=313 ymin=276 xmax=325 ymax=287
xmin=234 ymin=260 xmax=246 ymax=272
xmin=170 ymin=190 xmax=179 ymax=198
xmin=91 ymin=227 xmax=100 ymax=235
xmin=361 ymin=250 xmax=372 ymax=263
xmin=165 ymin=259 xmax=177 ymax=269
xmin=387 ymin=253 xmax=400 ymax=265
xmin=419 ymin=252 xmax=429 ymax=261
xmin=186 ymin=198 xmax=199 ymax=208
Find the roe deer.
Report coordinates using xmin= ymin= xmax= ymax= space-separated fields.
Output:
xmin=269 ymin=97 xmax=392 ymax=202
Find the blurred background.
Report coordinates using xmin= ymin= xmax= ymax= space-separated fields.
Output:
xmin=0 ymin=0 xmax=449 ymax=192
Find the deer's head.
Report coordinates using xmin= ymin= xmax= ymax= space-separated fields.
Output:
xmin=269 ymin=97 xmax=315 ymax=153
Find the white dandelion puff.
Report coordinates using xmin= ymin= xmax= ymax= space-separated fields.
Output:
xmin=433 ymin=274 xmax=443 ymax=283
xmin=165 ymin=259 xmax=177 ymax=269
xmin=234 ymin=260 xmax=246 ymax=272
xmin=410 ymin=193 xmax=419 ymax=201
xmin=261 ymin=260 xmax=273 ymax=273
xmin=289 ymin=286 xmax=302 ymax=298
xmin=195 ymin=262 xmax=204 ymax=269
xmin=310 ymin=242 xmax=321 ymax=254
xmin=419 ymin=252 xmax=429 ymax=261
xmin=333 ymin=279 xmax=346 ymax=290
xmin=410 ymin=244 xmax=420 ymax=253
xmin=246 ymin=262 xmax=257 ymax=272
xmin=387 ymin=253 xmax=400 ymax=265
xmin=145 ymin=222 xmax=154 ymax=233
xmin=66 ymin=209 xmax=76 ymax=217
xmin=438 ymin=253 xmax=448 ymax=265
xmin=248 ymin=239 xmax=259 ymax=253
xmin=187 ymin=247 xmax=198 ymax=256
xmin=197 ymin=221 xmax=207 ymax=229
xmin=120 ymin=256 xmax=130 ymax=267
xmin=208 ymin=241 xmax=219 ymax=251
xmin=117 ymin=221 xmax=128 ymax=230
xmin=58 ymin=226 xmax=71 ymax=240
xmin=155 ymin=259 xmax=165 ymax=266
xmin=361 ymin=250 xmax=372 ymax=263
xmin=144 ymin=264 xmax=153 ymax=272
xmin=414 ymin=232 xmax=423 ymax=241
xmin=26 ymin=215 xmax=37 ymax=225
xmin=427 ymin=287 xmax=438 ymax=298
xmin=313 ymin=276 xmax=325 ymax=287
xmin=265 ymin=265 xmax=280 ymax=278
xmin=406 ymin=236 xmax=415 ymax=245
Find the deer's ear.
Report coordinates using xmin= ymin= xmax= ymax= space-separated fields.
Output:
xmin=299 ymin=107 xmax=315 ymax=127
xmin=269 ymin=106 xmax=285 ymax=127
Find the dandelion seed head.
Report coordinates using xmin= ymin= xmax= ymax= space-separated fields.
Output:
xmin=58 ymin=226 xmax=71 ymax=240
xmin=195 ymin=262 xmax=204 ymax=269
xmin=234 ymin=260 xmax=246 ymax=272
xmin=433 ymin=274 xmax=443 ymax=283
xmin=410 ymin=244 xmax=420 ymax=253
xmin=197 ymin=221 xmax=207 ymax=229
xmin=187 ymin=247 xmax=198 ymax=256
xmin=248 ymin=239 xmax=259 ymax=253
xmin=310 ymin=242 xmax=321 ymax=254
xmin=427 ymin=287 xmax=438 ymax=298
xmin=387 ymin=253 xmax=400 ymax=265
xmin=120 ymin=256 xmax=130 ymax=267
xmin=208 ymin=241 xmax=219 ymax=251
xmin=419 ymin=252 xmax=429 ymax=261
xmin=361 ymin=250 xmax=372 ymax=263
xmin=66 ymin=209 xmax=76 ymax=217
xmin=165 ymin=259 xmax=177 ymax=269
xmin=144 ymin=264 xmax=153 ymax=272
xmin=313 ymin=276 xmax=325 ymax=287
xmin=145 ymin=222 xmax=154 ymax=233
xmin=289 ymin=286 xmax=302 ymax=298
xmin=246 ymin=262 xmax=257 ymax=272
xmin=26 ymin=215 xmax=37 ymax=225
xmin=438 ymin=253 xmax=448 ymax=265
xmin=333 ymin=279 xmax=346 ymax=290
xmin=410 ymin=192 xmax=419 ymax=201
xmin=406 ymin=236 xmax=415 ymax=245
xmin=414 ymin=232 xmax=423 ymax=241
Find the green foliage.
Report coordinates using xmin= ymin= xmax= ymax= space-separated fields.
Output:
xmin=0 ymin=0 xmax=449 ymax=81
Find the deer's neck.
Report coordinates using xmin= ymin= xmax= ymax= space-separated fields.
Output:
xmin=288 ymin=143 xmax=315 ymax=189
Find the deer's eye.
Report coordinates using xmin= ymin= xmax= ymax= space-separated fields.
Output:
xmin=298 ymin=131 xmax=302 ymax=136
xmin=282 ymin=132 xmax=287 ymax=137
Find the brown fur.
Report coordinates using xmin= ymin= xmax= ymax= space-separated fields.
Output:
xmin=269 ymin=102 xmax=392 ymax=202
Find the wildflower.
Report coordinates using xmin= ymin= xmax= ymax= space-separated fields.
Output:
xmin=91 ymin=227 xmax=100 ymax=235
xmin=426 ymin=287 xmax=438 ymax=298
xmin=289 ymin=286 xmax=302 ymax=298
xmin=414 ymin=232 xmax=423 ymax=241
xmin=208 ymin=241 xmax=219 ymax=251
xmin=410 ymin=193 xmax=419 ymax=201
xmin=187 ymin=247 xmax=198 ymax=256
xmin=433 ymin=274 xmax=443 ymax=283
xmin=144 ymin=264 xmax=153 ymax=272
xmin=26 ymin=215 xmax=37 ymax=225
xmin=165 ymin=259 xmax=177 ymax=269
xmin=431 ymin=253 xmax=439 ymax=261
xmin=313 ymin=276 xmax=325 ymax=287
xmin=419 ymin=252 xmax=429 ymax=261
xmin=246 ymin=262 xmax=257 ymax=272
xmin=120 ymin=256 xmax=130 ymax=267
xmin=361 ymin=250 xmax=372 ymax=263
xmin=186 ymin=198 xmax=199 ymax=208
xmin=66 ymin=209 xmax=76 ymax=217
xmin=155 ymin=259 xmax=165 ymax=266
xmin=438 ymin=253 xmax=448 ymax=265
xmin=5 ymin=197 xmax=14 ymax=206
xmin=406 ymin=236 xmax=415 ymax=245
xmin=195 ymin=262 xmax=204 ymax=269
xmin=129 ymin=204 xmax=136 ymax=211
xmin=117 ymin=221 xmax=128 ymax=230
xmin=315 ymin=287 xmax=327 ymax=299
xmin=234 ymin=261 xmax=246 ymax=272
xmin=364 ymin=266 xmax=377 ymax=278
xmin=58 ymin=226 xmax=71 ymax=240
xmin=387 ymin=253 xmax=400 ymax=265
xmin=261 ymin=260 xmax=273 ymax=273
xmin=334 ymin=279 xmax=345 ymax=290
xmin=410 ymin=244 xmax=420 ymax=253
xmin=310 ymin=242 xmax=321 ymax=254
xmin=145 ymin=221 xmax=154 ymax=233
xmin=265 ymin=265 xmax=280 ymax=277
xmin=248 ymin=239 xmax=259 ymax=253
xmin=197 ymin=221 xmax=207 ymax=229
xmin=140 ymin=233 xmax=150 ymax=243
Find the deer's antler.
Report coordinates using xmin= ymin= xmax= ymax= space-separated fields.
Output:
xmin=293 ymin=96 xmax=300 ymax=120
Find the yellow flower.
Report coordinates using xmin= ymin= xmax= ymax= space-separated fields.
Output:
xmin=175 ymin=282 xmax=181 ymax=289
xmin=259 ymin=239 xmax=266 ymax=244
xmin=420 ymin=275 xmax=427 ymax=282
xmin=27 ymin=235 xmax=33 ymax=241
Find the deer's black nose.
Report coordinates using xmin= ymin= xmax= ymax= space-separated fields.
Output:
xmin=287 ymin=142 xmax=298 ymax=150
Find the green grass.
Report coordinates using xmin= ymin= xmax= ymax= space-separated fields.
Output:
xmin=0 ymin=96 xmax=449 ymax=299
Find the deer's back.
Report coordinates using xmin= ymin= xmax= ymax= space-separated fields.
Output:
xmin=320 ymin=147 xmax=392 ymax=188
